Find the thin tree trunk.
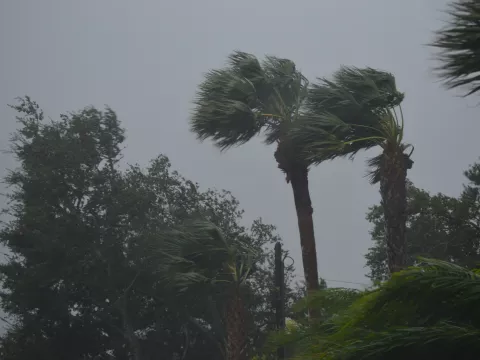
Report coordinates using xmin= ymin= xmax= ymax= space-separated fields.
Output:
xmin=380 ymin=150 xmax=410 ymax=275
xmin=274 ymin=140 xmax=319 ymax=314
xmin=289 ymin=165 xmax=320 ymax=293
xmin=225 ymin=286 xmax=247 ymax=360
xmin=119 ymin=296 xmax=142 ymax=360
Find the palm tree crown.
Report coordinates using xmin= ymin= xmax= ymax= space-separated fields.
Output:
xmin=156 ymin=220 xmax=258 ymax=360
xmin=294 ymin=66 xmax=411 ymax=174
xmin=191 ymin=51 xmax=311 ymax=168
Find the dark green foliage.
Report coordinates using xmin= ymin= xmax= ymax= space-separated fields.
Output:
xmin=0 ymin=97 xmax=301 ymax=360
xmin=295 ymin=66 xmax=406 ymax=166
xmin=266 ymin=287 xmax=362 ymax=357
xmin=365 ymin=162 xmax=480 ymax=281
xmin=431 ymin=0 xmax=480 ymax=96
xmin=191 ymin=51 xmax=309 ymax=155
xmin=272 ymin=260 xmax=480 ymax=360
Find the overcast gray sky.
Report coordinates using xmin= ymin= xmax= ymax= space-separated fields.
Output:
xmin=1 ymin=0 xmax=480 ymax=291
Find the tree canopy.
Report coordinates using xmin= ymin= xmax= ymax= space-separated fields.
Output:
xmin=0 ymin=97 xmax=303 ymax=360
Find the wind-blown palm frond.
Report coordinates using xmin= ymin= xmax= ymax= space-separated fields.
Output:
xmin=365 ymin=153 xmax=384 ymax=184
xmin=191 ymin=51 xmax=310 ymax=150
xmin=292 ymin=66 xmax=405 ymax=166
xmin=142 ymin=219 xmax=259 ymax=360
xmin=141 ymin=219 xmax=258 ymax=298
xmin=331 ymin=66 xmax=403 ymax=109
xmin=431 ymin=0 xmax=480 ymax=96
xmin=191 ymin=67 xmax=264 ymax=150
xmin=166 ymin=220 xmax=257 ymax=285
xmin=319 ymin=322 xmax=480 ymax=360
xmin=352 ymin=258 xmax=480 ymax=328
xmin=274 ymin=259 xmax=480 ymax=360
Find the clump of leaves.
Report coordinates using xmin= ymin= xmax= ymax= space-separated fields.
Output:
xmin=268 ymin=259 xmax=480 ymax=360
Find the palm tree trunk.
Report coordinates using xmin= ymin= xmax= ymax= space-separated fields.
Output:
xmin=289 ymin=165 xmax=320 ymax=293
xmin=380 ymin=150 xmax=410 ymax=275
xmin=225 ymin=286 xmax=247 ymax=360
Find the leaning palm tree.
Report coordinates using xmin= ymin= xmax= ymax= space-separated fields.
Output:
xmin=431 ymin=0 xmax=480 ymax=96
xmin=295 ymin=67 xmax=413 ymax=275
xmin=191 ymin=51 xmax=320 ymax=293
xmin=158 ymin=220 xmax=258 ymax=360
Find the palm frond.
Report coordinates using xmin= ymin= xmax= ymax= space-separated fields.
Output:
xmin=431 ymin=0 xmax=480 ymax=96
xmin=321 ymin=322 xmax=480 ymax=360
xmin=273 ymin=260 xmax=480 ymax=360
xmin=332 ymin=66 xmax=404 ymax=109
xmin=228 ymin=51 xmax=265 ymax=83
xmin=154 ymin=219 xmax=259 ymax=293
xmin=340 ymin=258 xmax=480 ymax=331
xmin=307 ymin=67 xmax=403 ymax=117
xmin=292 ymin=67 xmax=405 ymax=165
xmin=191 ymin=66 xmax=265 ymax=150
xmin=366 ymin=153 xmax=383 ymax=184
xmin=191 ymin=51 xmax=310 ymax=150
xmin=291 ymin=111 xmax=385 ymax=164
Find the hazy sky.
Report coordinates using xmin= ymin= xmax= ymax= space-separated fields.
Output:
xmin=1 ymin=0 xmax=480 ymax=293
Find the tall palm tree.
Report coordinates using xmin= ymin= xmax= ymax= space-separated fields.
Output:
xmin=295 ymin=67 xmax=413 ymax=275
xmin=431 ymin=0 xmax=480 ymax=96
xmin=191 ymin=51 xmax=320 ymax=293
xmin=158 ymin=220 xmax=258 ymax=360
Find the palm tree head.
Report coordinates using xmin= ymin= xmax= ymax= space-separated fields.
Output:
xmin=191 ymin=51 xmax=309 ymax=152
xmin=292 ymin=66 xmax=412 ymax=180
xmin=431 ymin=0 xmax=480 ymax=96
xmin=158 ymin=220 xmax=259 ymax=290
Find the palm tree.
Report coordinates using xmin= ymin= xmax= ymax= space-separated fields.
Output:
xmin=294 ymin=67 xmax=413 ymax=275
xmin=158 ymin=220 xmax=258 ymax=360
xmin=281 ymin=259 xmax=480 ymax=360
xmin=431 ymin=0 xmax=480 ymax=96
xmin=191 ymin=51 xmax=320 ymax=293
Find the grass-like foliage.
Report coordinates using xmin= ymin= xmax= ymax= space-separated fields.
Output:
xmin=269 ymin=258 xmax=480 ymax=359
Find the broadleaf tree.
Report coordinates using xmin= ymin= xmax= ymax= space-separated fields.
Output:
xmin=0 ymin=97 xmax=302 ymax=360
